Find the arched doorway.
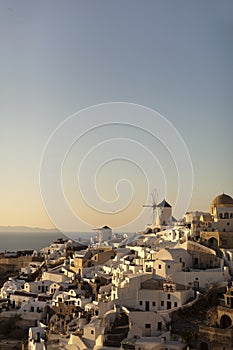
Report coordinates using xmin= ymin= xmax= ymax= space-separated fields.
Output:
xmin=200 ymin=342 xmax=209 ymax=350
xmin=220 ymin=314 xmax=232 ymax=329
xmin=208 ymin=237 xmax=218 ymax=248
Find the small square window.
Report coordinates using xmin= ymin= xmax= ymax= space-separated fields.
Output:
xmin=152 ymin=302 xmax=156 ymax=306
xmin=145 ymin=323 xmax=151 ymax=328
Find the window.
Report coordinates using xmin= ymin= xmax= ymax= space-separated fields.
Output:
xmin=161 ymin=301 xmax=164 ymax=306
xmin=91 ymin=330 xmax=94 ymax=335
xmin=230 ymin=213 xmax=233 ymax=218
xmin=167 ymin=294 xmax=170 ymax=300
xmin=174 ymin=302 xmax=177 ymax=307
xmin=179 ymin=258 xmax=182 ymax=262
xmin=168 ymin=265 xmax=170 ymax=269
xmin=145 ymin=323 xmax=151 ymax=328
xmin=227 ymin=222 xmax=230 ymax=226
xmin=139 ymin=301 xmax=142 ymax=305
xmin=224 ymin=213 xmax=229 ymax=219
xmin=158 ymin=264 xmax=161 ymax=269
xmin=157 ymin=322 xmax=162 ymax=331
xmin=152 ymin=302 xmax=156 ymax=306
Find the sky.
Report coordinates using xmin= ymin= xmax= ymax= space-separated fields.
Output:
xmin=0 ymin=0 xmax=232 ymax=232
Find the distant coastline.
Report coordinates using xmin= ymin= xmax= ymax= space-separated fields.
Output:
xmin=0 ymin=227 xmax=95 ymax=252
xmin=0 ymin=226 xmax=132 ymax=252
xmin=0 ymin=225 xmax=59 ymax=233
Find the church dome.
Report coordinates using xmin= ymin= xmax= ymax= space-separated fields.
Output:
xmin=211 ymin=193 xmax=233 ymax=206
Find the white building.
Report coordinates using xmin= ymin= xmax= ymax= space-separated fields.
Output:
xmin=82 ymin=317 xmax=105 ymax=349
xmin=96 ymin=226 xmax=113 ymax=243
xmin=0 ymin=278 xmax=24 ymax=299
xmin=28 ymin=325 xmax=46 ymax=350
xmin=19 ymin=300 xmax=47 ymax=320
xmin=127 ymin=310 xmax=166 ymax=338
xmin=145 ymin=245 xmax=229 ymax=290
xmin=42 ymin=265 xmax=75 ymax=283
xmin=10 ymin=290 xmax=35 ymax=308
xmin=24 ymin=280 xmax=52 ymax=294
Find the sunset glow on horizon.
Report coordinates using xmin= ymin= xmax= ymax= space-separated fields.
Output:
xmin=0 ymin=1 xmax=232 ymax=231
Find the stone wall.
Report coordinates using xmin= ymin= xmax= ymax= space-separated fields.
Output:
xmin=0 ymin=256 xmax=43 ymax=272
xmin=199 ymin=325 xmax=233 ymax=349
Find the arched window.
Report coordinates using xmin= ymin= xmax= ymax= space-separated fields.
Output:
xmin=230 ymin=213 xmax=233 ymax=218
xmin=224 ymin=213 xmax=229 ymax=219
xmin=209 ymin=237 xmax=218 ymax=248
xmin=219 ymin=213 xmax=223 ymax=219
xmin=220 ymin=314 xmax=232 ymax=329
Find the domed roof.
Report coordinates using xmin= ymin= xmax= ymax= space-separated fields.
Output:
xmin=211 ymin=193 xmax=233 ymax=206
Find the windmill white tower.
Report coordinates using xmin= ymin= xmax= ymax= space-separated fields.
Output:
xmin=143 ymin=189 xmax=158 ymax=226
xmin=155 ymin=199 xmax=172 ymax=228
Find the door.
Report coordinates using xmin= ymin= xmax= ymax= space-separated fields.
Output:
xmin=145 ymin=301 xmax=150 ymax=311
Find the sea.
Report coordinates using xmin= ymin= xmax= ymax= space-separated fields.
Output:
xmin=0 ymin=231 xmax=96 ymax=253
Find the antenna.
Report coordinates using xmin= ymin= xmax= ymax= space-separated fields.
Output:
xmin=143 ymin=189 xmax=158 ymax=225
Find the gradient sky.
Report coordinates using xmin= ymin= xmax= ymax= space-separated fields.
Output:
xmin=0 ymin=0 xmax=232 ymax=232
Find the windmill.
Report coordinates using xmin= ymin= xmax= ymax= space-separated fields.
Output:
xmin=143 ymin=189 xmax=158 ymax=225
